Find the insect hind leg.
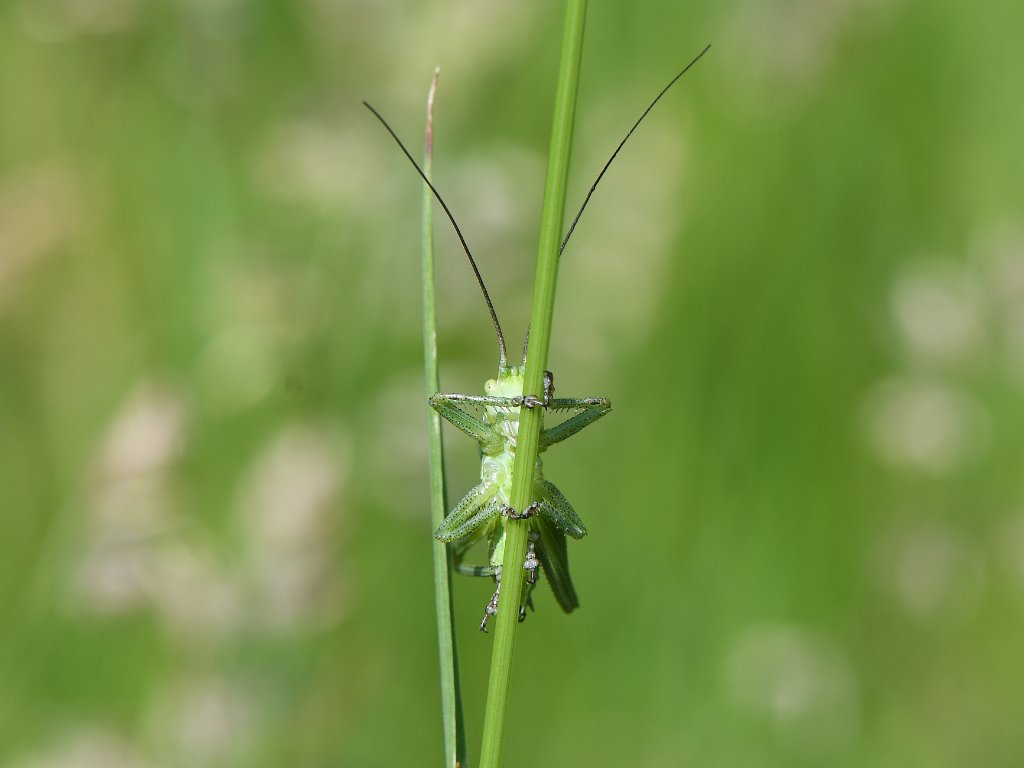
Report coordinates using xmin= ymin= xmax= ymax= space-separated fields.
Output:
xmin=455 ymin=563 xmax=499 ymax=577
xmin=480 ymin=569 xmax=501 ymax=632
xmin=479 ymin=532 xmax=542 ymax=631
xmin=523 ymin=532 xmax=539 ymax=584
xmin=517 ymin=532 xmax=541 ymax=622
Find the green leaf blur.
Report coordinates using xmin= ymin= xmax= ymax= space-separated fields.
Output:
xmin=2 ymin=1 xmax=1022 ymax=766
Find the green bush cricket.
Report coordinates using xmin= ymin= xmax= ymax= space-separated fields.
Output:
xmin=365 ymin=44 xmax=710 ymax=631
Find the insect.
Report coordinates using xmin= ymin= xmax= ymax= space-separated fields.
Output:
xmin=365 ymin=44 xmax=709 ymax=630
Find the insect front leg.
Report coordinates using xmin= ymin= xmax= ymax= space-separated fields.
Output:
xmin=429 ymin=393 xmax=500 ymax=447
xmin=540 ymin=396 xmax=612 ymax=448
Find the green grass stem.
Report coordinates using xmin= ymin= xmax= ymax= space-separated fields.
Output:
xmin=477 ymin=2 xmax=588 ymax=766
xmin=422 ymin=69 xmax=468 ymax=768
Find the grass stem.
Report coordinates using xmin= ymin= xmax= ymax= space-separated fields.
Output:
xmin=477 ymin=2 xmax=588 ymax=766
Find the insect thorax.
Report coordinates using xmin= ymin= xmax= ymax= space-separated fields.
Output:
xmin=480 ymin=365 xmax=543 ymax=504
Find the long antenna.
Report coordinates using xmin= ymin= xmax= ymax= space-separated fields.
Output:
xmin=559 ymin=43 xmax=711 ymax=254
xmin=364 ymin=100 xmax=509 ymax=369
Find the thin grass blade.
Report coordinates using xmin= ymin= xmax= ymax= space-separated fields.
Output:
xmin=423 ymin=69 xmax=468 ymax=768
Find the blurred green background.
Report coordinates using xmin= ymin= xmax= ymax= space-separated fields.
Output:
xmin=3 ymin=0 xmax=1023 ymax=765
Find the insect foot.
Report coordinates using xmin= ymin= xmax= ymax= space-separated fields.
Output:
xmin=517 ymin=370 xmax=555 ymax=409
xmin=518 ymin=534 xmax=541 ymax=623
xmin=524 ymin=534 xmax=540 ymax=585
xmin=480 ymin=568 xmax=502 ymax=633
xmin=502 ymin=502 xmax=539 ymax=520
xmin=518 ymin=594 xmax=535 ymax=623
